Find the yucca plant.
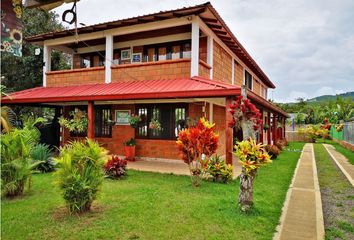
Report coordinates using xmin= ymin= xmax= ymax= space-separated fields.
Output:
xmin=54 ymin=139 xmax=108 ymax=213
xmin=1 ymin=127 xmax=42 ymax=197
xmin=31 ymin=144 xmax=55 ymax=173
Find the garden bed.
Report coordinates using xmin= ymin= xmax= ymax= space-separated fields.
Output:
xmin=1 ymin=142 xmax=304 ymax=240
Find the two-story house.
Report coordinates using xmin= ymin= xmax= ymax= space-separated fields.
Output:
xmin=2 ymin=2 xmax=288 ymax=164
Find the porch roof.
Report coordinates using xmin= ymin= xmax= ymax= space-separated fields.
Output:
xmin=2 ymin=77 xmax=241 ymax=104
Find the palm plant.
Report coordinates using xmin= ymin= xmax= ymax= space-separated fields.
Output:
xmin=1 ymin=128 xmax=42 ymax=197
xmin=0 ymin=85 xmax=16 ymax=133
xmin=54 ymin=139 xmax=108 ymax=213
xmin=31 ymin=144 xmax=55 ymax=173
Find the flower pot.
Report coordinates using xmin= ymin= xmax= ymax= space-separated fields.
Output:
xmin=124 ymin=145 xmax=136 ymax=161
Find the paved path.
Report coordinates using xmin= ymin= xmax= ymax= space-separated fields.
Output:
xmin=323 ymin=144 xmax=354 ymax=186
xmin=127 ymin=157 xmax=242 ymax=178
xmin=274 ymin=143 xmax=324 ymax=240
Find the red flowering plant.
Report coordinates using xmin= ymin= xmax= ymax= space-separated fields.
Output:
xmin=176 ymin=117 xmax=219 ymax=186
xmin=229 ymin=95 xmax=263 ymax=140
xmin=104 ymin=155 xmax=128 ymax=179
xmin=320 ymin=118 xmax=332 ymax=131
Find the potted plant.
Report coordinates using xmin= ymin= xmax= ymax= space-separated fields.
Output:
xmin=129 ymin=114 xmax=141 ymax=128
xmin=124 ymin=138 xmax=136 ymax=161
xmin=263 ymin=123 xmax=269 ymax=131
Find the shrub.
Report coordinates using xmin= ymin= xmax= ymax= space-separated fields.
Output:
xmin=104 ymin=155 xmax=128 ymax=179
xmin=206 ymin=155 xmax=233 ymax=183
xmin=54 ymin=139 xmax=109 ymax=213
xmin=298 ymin=125 xmax=329 ymax=142
xmin=176 ymin=117 xmax=219 ymax=187
xmin=274 ymin=139 xmax=285 ymax=150
xmin=265 ymin=145 xmax=281 ymax=159
xmin=0 ymin=118 xmax=44 ymax=197
xmin=31 ymin=144 xmax=55 ymax=173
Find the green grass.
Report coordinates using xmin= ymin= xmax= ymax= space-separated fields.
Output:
xmin=314 ymin=144 xmax=354 ymax=240
xmin=1 ymin=142 xmax=304 ymax=240
xmin=317 ymin=139 xmax=354 ymax=164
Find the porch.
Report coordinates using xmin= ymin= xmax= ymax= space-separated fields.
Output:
xmin=2 ymin=77 xmax=288 ymax=165
xmin=127 ymin=156 xmax=242 ymax=178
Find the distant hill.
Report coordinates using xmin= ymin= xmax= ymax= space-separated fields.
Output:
xmin=307 ymin=91 xmax=354 ymax=102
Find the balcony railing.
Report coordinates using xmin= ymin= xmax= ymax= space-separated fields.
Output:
xmin=45 ymin=59 xmax=213 ymax=87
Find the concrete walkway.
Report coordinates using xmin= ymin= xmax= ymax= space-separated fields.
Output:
xmin=274 ymin=143 xmax=324 ymax=240
xmin=127 ymin=157 xmax=242 ymax=178
xmin=323 ymin=144 xmax=354 ymax=186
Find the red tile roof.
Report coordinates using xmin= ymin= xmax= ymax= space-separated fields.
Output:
xmin=2 ymin=77 xmax=241 ymax=104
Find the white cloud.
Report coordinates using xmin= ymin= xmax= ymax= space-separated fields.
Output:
xmin=52 ymin=0 xmax=354 ymax=102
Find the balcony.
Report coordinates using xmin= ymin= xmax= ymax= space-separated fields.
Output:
xmin=45 ymin=59 xmax=211 ymax=87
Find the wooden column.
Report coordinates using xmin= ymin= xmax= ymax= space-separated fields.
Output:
xmin=259 ymin=109 xmax=264 ymax=144
xmin=225 ymin=97 xmax=233 ymax=165
xmin=283 ymin=117 xmax=286 ymax=139
xmin=87 ymin=101 xmax=95 ymax=139
xmin=272 ymin=114 xmax=277 ymax=143
xmin=267 ymin=111 xmax=271 ymax=144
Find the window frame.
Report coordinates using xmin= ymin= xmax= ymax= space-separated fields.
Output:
xmin=135 ymin=103 xmax=188 ymax=140
xmin=244 ymin=69 xmax=253 ymax=91
xmin=94 ymin=105 xmax=112 ymax=138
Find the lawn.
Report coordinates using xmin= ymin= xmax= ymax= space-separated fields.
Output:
xmin=314 ymin=144 xmax=354 ymax=240
xmin=317 ymin=139 xmax=354 ymax=164
xmin=1 ymin=142 xmax=304 ymax=240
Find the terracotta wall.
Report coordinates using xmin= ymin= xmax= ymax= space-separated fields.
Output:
xmin=213 ymin=105 xmax=226 ymax=157
xmin=199 ymin=60 xmax=211 ymax=78
xmin=46 ymin=67 xmax=105 ymax=87
xmin=213 ymin=41 xmax=232 ymax=84
xmin=234 ymin=60 xmax=244 ymax=86
xmin=199 ymin=36 xmax=207 ymax=63
xmin=61 ymin=102 xmax=228 ymax=161
xmin=111 ymin=59 xmax=191 ymax=82
xmin=253 ymin=78 xmax=261 ymax=95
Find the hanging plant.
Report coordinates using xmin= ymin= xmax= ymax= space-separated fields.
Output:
xmin=263 ymin=123 xmax=269 ymax=130
xmin=58 ymin=109 xmax=88 ymax=134
xmin=129 ymin=114 xmax=141 ymax=128
xmin=149 ymin=119 xmax=162 ymax=130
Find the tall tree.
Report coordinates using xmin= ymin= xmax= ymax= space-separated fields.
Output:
xmin=1 ymin=8 xmax=69 ymax=92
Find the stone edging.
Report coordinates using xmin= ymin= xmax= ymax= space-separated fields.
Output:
xmin=273 ymin=144 xmax=325 ymax=240
xmin=323 ymin=144 xmax=354 ymax=186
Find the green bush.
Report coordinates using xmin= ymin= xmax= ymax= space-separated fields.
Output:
xmin=1 ymin=119 xmax=43 ymax=197
xmin=54 ymin=139 xmax=109 ymax=213
xmin=31 ymin=144 xmax=55 ymax=173
xmin=206 ymin=155 xmax=233 ymax=183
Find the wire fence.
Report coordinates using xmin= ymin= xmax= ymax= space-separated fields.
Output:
xmin=343 ymin=121 xmax=354 ymax=145
xmin=331 ymin=121 xmax=354 ymax=145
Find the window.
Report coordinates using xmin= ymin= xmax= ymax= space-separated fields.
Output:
xmin=95 ymin=106 xmax=112 ymax=138
xmin=143 ymin=40 xmax=191 ymax=63
xmin=80 ymin=52 xmax=105 ymax=68
xmin=136 ymin=104 xmax=188 ymax=140
xmin=264 ymin=88 xmax=268 ymax=99
xmin=244 ymin=70 xmax=253 ymax=90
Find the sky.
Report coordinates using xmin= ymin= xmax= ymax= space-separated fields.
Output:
xmin=53 ymin=0 xmax=354 ymax=103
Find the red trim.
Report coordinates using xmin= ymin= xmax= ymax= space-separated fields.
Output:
xmin=87 ymin=101 xmax=94 ymax=138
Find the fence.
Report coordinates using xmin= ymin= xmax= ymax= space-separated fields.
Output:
xmin=343 ymin=121 xmax=354 ymax=145
xmin=331 ymin=121 xmax=354 ymax=145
